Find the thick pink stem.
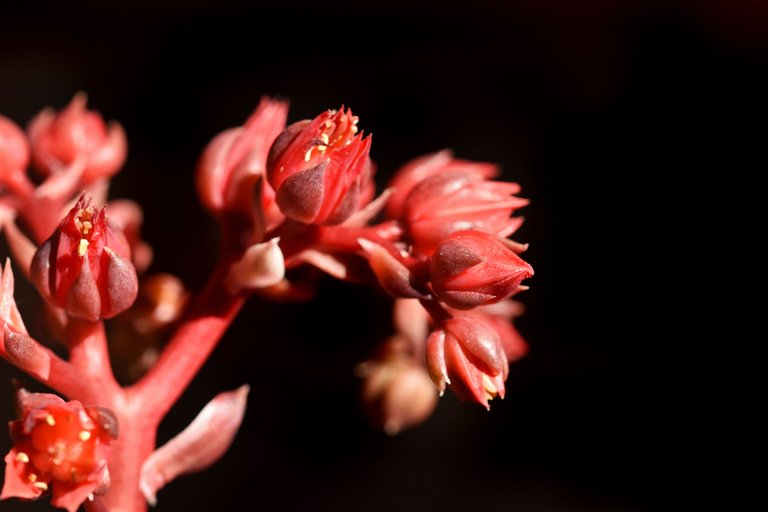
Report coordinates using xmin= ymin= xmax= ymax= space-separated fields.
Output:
xmin=67 ymin=318 xmax=120 ymax=403
xmin=92 ymin=392 xmax=156 ymax=512
xmin=133 ymin=264 xmax=245 ymax=422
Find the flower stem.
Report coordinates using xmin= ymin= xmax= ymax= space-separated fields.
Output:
xmin=132 ymin=262 xmax=245 ymax=423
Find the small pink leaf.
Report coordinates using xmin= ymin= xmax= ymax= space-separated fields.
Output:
xmin=139 ymin=385 xmax=249 ymax=505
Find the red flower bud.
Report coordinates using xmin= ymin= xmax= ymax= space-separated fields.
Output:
xmin=1 ymin=389 xmax=116 ymax=512
xmin=426 ymin=315 xmax=508 ymax=409
xmin=385 ymin=150 xmax=498 ymax=219
xmin=430 ymin=230 xmax=533 ymax=310
xmin=30 ymin=195 xmax=138 ymax=321
xmin=267 ymin=107 xmax=372 ymax=225
xmin=196 ymin=97 xmax=288 ymax=231
xmin=403 ymin=172 xmax=528 ymax=256
xmin=0 ymin=115 xmax=30 ymax=188
xmin=27 ymin=93 xmax=127 ymax=184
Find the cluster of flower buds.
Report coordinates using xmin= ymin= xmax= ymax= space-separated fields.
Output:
xmin=200 ymin=104 xmax=534 ymax=417
xmin=1 ymin=94 xmax=534 ymax=511
xmin=1 ymin=94 xmax=128 ymax=242
xmin=358 ymin=149 xmax=534 ymax=414
xmin=1 ymin=388 xmax=117 ymax=512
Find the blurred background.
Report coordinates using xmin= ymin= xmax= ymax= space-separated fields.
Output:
xmin=1 ymin=1 xmax=765 ymax=510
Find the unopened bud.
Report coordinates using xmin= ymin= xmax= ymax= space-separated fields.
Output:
xmin=430 ymin=230 xmax=533 ymax=310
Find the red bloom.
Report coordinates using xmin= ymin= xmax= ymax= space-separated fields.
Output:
xmin=403 ymin=171 xmax=528 ymax=257
xmin=430 ymin=230 xmax=533 ymax=310
xmin=384 ymin=150 xmax=498 ymax=219
xmin=0 ymin=115 xmax=29 ymax=188
xmin=426 ymin=315 xmax=508 ymax=409
xmin=196 ymin=97 xmax=288 ymax=232
xmin=1 ymin=389 xmax=117 ymax=512
xmin=30 ymin=194 xmax=139 ymax=321
xmin=267 ymin=107 xmax=372 ymax=225
xmin=27 ymin=93 xmax=127 ymax=184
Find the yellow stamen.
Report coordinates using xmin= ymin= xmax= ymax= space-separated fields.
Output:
xmin=16 ymin=452 xmax=29 ymax=463
xmin=319 ymin=133 xmax=329 ymax=144
xmin=82 ymin=220 xmax=93 ymax=235
xmin=33 ymin=481 xmax=48 ymax=491
xmin=45 ymin=414 xmax=56 ymax=426
xmin=79 ymin=430 xmax=92 ymax=442
xmin=28 ymin=473 xmax=37 ymax=482
xmin=316 ymin=144 xmax=328 ymax=153
xmin=304 ymin=147 xmax=313 ymax=162
xmin=78 ymin=239 xmax=89 ymax=257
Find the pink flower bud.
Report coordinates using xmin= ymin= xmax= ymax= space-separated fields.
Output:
xmin=403 ymin=171 xmax=528 ymax=256
xmin=426 ymin=315 xmax=508 ymax=409
xmin=140 ymin=385 xmax=249 ymax=505
xmin=385 ymin=150 xmax=498 ymax=219
xmin=196 ymin=97 xmax=288 ymax=230
xmin=430 ymin=230 xmax=533 ymax=310
xmin=1 ymin=389 xmax=116 ymax=512
xmin=267 ymin=107 xmax=372 ymax=225
xmin=27 ymin=93 xmax=127 ymax=184
xmin=0 ymin=115 xmax=30 ymax=187
xmin=358 ymin=338 xmax=437 ymax=435
xmin=30 ymin=195 xmax=138 ymax=321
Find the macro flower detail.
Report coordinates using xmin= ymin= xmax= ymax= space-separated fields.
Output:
xmin=384 ymin=150 xmax=498 ymax=219
xmin=1 ymin=95 xmax=535 ymax=511
xmin=426 ymin=315 xmax=508 ymax=409
xmin=1 ymin=388 xmax=116 ymax=512
xmin=402 ymin=171 xmax=528 ymax=257
xmin=196 ymin=97 xmax=288 ymax=234
xmin=27 ymin=93 xmax=127 ymax=184
xmin=267 ymin=107 xmax=372 ymax=225
xmin=429 ymin=229 xmax=534 ymax=310
xmin=30 ymin=194 xmax=138 ymax=321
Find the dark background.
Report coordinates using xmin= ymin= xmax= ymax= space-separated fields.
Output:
xmin=1 ymin=1 xmax=765 ymax=510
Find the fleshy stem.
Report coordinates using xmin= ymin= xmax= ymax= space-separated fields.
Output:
xmin=132 ymin=260 xmax=246 ymax=423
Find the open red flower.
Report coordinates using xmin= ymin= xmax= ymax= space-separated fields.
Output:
xmin=426 ymin=315 xmax=508 ymax=409
xmin=429 ymin=229 xmax=534 ymax=310
xmin=1 ymin=389 xmax=117 ymax=512
xmin=27 ymin=93 xmax=127 ymax=184
xmin=267 ymin=107 xmax=372 ymax=225
xmin=403 ymin=171 xmax=528 ymax=257
xmin=30 ymin=194 xmax=139 ymax=321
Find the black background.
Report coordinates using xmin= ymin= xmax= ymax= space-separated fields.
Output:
xmin=1 ymin=1 xmax=766 ymax=511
